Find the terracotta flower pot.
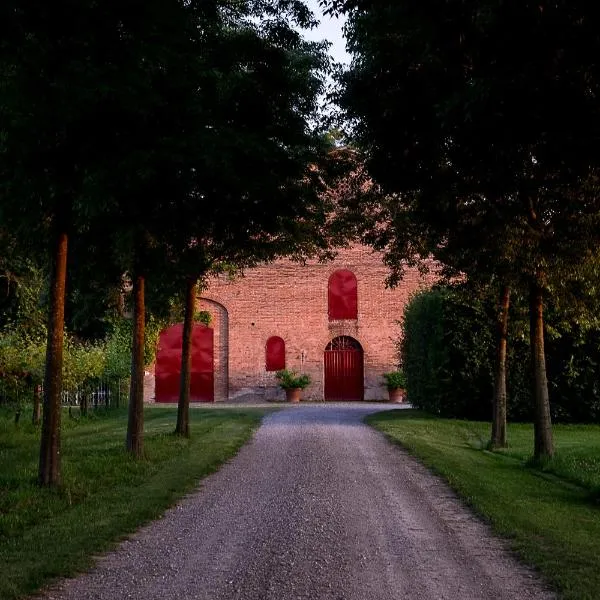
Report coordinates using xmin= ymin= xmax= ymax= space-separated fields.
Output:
xmin=388 ymin=387 xmax=405 ymax=403
xmin=285 ymin=388 xmax=302 ymax=403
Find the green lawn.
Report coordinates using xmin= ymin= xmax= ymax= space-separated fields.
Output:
xmin=366 ymin=410 xmax=600 ymax=600
xmin=0 ymin=405 xmax=268 ymax=600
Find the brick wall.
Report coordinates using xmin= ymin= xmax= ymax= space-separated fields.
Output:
xmin=198 ymin=244 xmax=436 ymax=401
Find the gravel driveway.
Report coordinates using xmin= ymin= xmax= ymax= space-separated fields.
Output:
xmin=42 ymin=404 xmax=555 ymax=600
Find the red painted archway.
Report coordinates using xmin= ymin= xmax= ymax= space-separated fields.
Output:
xmin=155 ymin=324 xmax=214 ymax=402
xmin=324 ymin=336 xmax=364 ymax=401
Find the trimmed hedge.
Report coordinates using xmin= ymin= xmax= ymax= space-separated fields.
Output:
xmin=401 ymin=287 xmax=495 ymax=419
xmin=401 ymin=285 xmax=600 ymax=423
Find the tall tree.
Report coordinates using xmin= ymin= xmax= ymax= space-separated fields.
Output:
xmin=1 ymin=0 xmax=118 ymax=484
xmin=157 ymin=0 xmax=334 ymax=437
xmin=0 ymin=0 xmax=231 ymax=471
xmin=330 ymin=0 xmax=600 ymax=459
xmin=0 ymin=0 xmax=337 ymax=471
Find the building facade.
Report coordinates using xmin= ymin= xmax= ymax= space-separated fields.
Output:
xmin=155 ymin=244 xmax=434 ymax=402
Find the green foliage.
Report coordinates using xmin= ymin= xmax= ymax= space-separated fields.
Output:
xmin=275 ymin=369 xmax=311 ymax=389
xmin=62 ymin=337 xmax=105 ymax=393
xmin=367 ymin=411 xmax=600 ymax=600
xmin=401 ymin=288 xmax=451 ymax=413
xmin=0 ymin=253 xmax=123 ymax=400
xmin=543 ymin=320 xmax=600 ymax=424
xmin=0 ymin=331 xmax=46 ymax=410
xmin=102 ymin=320 xmax=132 ymax=380
xmin=382 ymin=370 xmax=406 ymax=389
xmin=0 ymin=332 xmax=44 ymax=383
xmin=0 ymin=257 xmax=47 ymax=339
xmin=1 ymin=0 xmax=335 ymax=473
xmin=333 ymin=0 xmax=600 ymax=287
xmin=194 ymin=310 xmax=211 ymax=326
xmin=401 ymin=285 xmax=600 ymax=423
xmin=0 ymin=318 xmax=131 ymax=406
xmin=144 ymin=315 xmax=166 ymax=368
xmin=2 ymin=0 xmax=335 ymax=342
xmin=402 ymin=285 xmax=530 ymax=420
xmin=333 ymin=0 xmax=600 ymax=459
xmin=101 ymin=315 xmax=165 ymax=380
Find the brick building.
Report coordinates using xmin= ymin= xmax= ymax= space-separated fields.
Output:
xmin=153 ymin=244 xmax=435 ymax=403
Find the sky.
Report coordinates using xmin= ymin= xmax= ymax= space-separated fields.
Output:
xmin=301 ymin=0 xmax=351 ymax=65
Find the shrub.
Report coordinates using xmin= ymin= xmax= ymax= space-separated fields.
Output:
xmin=63 ymin=338 xmax=105 ymax=393
xmin=401 ymin=285 xmax=499 ymax=419
xmin=383 ymin=370 xmax=406 ymax=389
xmin=275 ymin=369 xmax=311 ymax=389
xmin=0 ymin=331 xmax=46 ymax=407
xmin=102 ymin=320 xmax=131 ymax=380
xmin=400 ymin=283 xmax=600 ymax=423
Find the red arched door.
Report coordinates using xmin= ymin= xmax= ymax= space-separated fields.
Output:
xmin=155 ymin=324 xmax=214 ymax=402
xmin=324 ymin=336 xmax=364 ymax=401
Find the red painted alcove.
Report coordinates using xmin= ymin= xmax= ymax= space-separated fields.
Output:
xmin=155 ymin=324 xmax=214 ymax=402
xmin=265 ymin=336 xmax=285 ymax=371
xmin=328 ymin=269 xmax=358 ymax=320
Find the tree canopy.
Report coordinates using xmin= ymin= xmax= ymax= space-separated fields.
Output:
xmin=1 ymin=0 xmax=337 ymax=481
xmin=329 ymin=0 xmax=600 ymax=458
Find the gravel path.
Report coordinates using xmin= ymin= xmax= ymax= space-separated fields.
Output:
xmin=42 ymin=404 xmax=555 ymax=600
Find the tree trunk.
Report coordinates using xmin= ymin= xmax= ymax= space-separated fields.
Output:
xmin=491 ymin=285 xmax=510 ymax=449
xmin=32 ymin=384 xmax=42 ymax=426
xmin=529 ymin=278 xmax=554 ymax=460
xmin=126 ymin=273 xmax=145 ymax=457
xmin=176 ymin=278 xmax=197 ymax=437
xmin=38 ymin=229 xmax=68 ymax=486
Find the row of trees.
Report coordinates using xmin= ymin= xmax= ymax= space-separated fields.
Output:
xmin=329 ymin=0 xmax=600 ymax=460
xmin=1 ymin=1 xmax=346 ymax=486
xmin=6 ymin=0 xmax=596 ymax=485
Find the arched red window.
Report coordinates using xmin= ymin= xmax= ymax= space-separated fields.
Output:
xmin=328 ymin=269 xmax=358 ymax=320
xmin=265 ymin=336 xmax=286 ymax=371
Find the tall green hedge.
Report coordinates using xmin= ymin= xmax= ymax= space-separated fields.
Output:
xmin=401 ymin=287 xmax=495 ymax=419
xmin=401 ymin=285 xmax=600 ymax=423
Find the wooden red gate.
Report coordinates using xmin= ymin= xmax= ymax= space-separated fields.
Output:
xmin=324 ymin=336 xmax=364 ymax=401
xmin=155 ymin=324 xmax=214 ymax=403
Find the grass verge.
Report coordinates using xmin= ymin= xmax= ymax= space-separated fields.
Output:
xmin=0 ymin=405 xmax=268 ymax=600
xmin=366 ymin=409 xmax=600 ymax=600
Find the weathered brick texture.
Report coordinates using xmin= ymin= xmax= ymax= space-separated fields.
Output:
xmin=198 ymin=244 xmax=436 ymax=401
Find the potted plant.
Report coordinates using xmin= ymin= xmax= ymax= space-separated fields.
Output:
xmin=383 ymin=370 xmax=407 ymax=403
xmin=275 ymin=369 xmax=311 ymax=403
